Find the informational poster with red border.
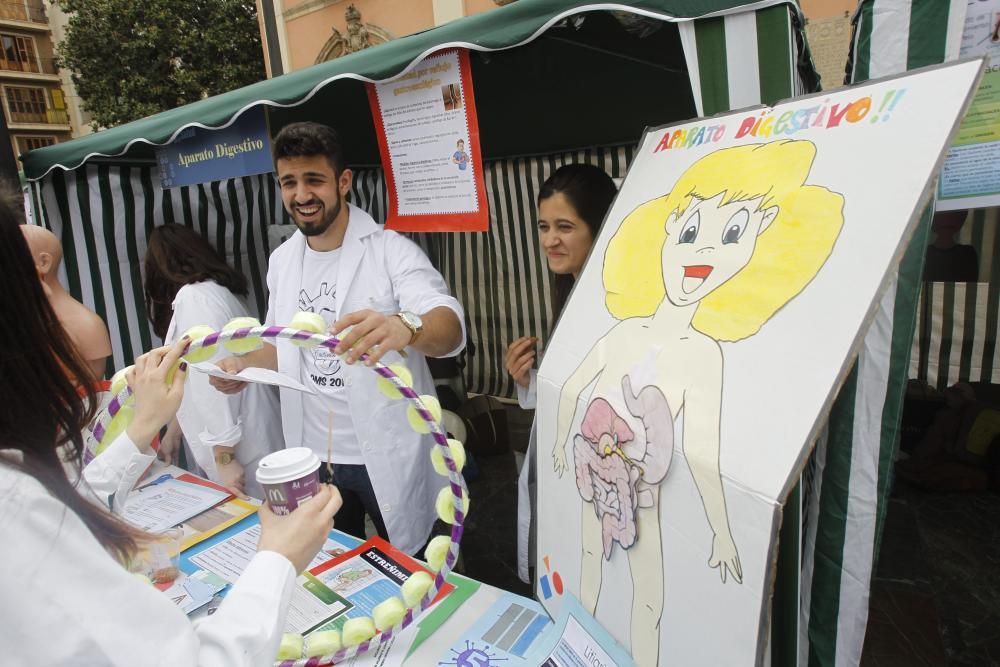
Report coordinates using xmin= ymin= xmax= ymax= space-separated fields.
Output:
xmin=366 ymin=49 xmax=489 ymax=232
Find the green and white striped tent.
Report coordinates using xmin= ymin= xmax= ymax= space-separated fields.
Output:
xmin=800 ymin=2 xmax=1000 ymax=667
xmin=20 ymin=1 xmax=931 ymax=664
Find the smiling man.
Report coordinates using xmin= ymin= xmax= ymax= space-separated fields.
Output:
xmin=211 ymin=122 xmax=465 ymax=555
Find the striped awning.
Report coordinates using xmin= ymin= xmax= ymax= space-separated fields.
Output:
xmin=21 ymin=0 xmax=815 ymax=180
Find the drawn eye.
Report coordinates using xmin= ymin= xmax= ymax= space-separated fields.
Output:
xmin=722 ymin=209 xmax=750 ymax=244
xmin=678 ymin=211 xmax=700 ymax=244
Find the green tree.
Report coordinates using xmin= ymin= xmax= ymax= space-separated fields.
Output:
xmin=57 ymin=0 xmax=266 ymax=128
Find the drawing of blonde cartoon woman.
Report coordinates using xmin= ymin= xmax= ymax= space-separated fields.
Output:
xmin=551 ymin=140 xmax=844 ymax=666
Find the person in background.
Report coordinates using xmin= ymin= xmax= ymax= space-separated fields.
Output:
xmin=145 ymin=224 xmax=284 ymax=497
xmin=923 ymin=209 xmax=979 ymax=282
xmin=0 ymin=186 xmax=343 ymax=666
xmin=21 ymin=224 xmax=112 ymax=380
xmin=505 ymin=164 xmax=618 ymax=583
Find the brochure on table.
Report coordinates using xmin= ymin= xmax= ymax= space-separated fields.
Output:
xmin=367 ymin=48 xmax=488 ymax=232
xmin=122 ymin=474 xmax=230 ymax=533
xmin=304 ymin=537 xmax=454 ymax=635
xmin=533 ymin=59 xmax=983 ymax=665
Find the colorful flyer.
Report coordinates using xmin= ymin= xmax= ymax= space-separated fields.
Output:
xmin=367 ymin=48 xmax=488 ymax=232
xmin=306 ymin=536 xmax=454 ymax=634
xmin=525 ymin=594 xmax=635 ymax=667
xmin=938 ymin=1 xmax=1000 ymax=210
xmin=437 ymin=591 xmax=552 ymax=666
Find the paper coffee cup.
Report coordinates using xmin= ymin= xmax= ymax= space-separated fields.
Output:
xmin=256 ymin=447 xmax=322 ymax=515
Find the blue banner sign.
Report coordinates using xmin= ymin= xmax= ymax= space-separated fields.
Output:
xmin=156 ymin=107 xmax=272 ymax=188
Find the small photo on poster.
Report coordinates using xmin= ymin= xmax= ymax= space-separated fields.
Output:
xmin=442 ymin=83 xmax=463 ymax=111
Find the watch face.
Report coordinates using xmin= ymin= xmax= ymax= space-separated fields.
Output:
xmin=401 ymin=311 xmax=423 ymax=330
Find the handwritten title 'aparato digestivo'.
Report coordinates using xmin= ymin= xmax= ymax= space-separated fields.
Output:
xmin=178 ymin=137 xmax=266 ymax=167
xmin=654 ymin=88 xmax=907 ymax=153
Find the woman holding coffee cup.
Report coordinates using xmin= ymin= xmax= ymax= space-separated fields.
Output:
xmin=0 ymin=189 xmax=343 ymax=666
xmin=507 ymin=164 xmax=617 ymax=583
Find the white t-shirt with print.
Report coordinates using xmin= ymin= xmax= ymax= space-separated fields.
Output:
xmin=298 ymin=245 xmax=363 ymax=464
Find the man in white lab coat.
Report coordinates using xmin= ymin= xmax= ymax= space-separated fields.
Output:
xmin=212 ymin=122 xmax=465 ymax=555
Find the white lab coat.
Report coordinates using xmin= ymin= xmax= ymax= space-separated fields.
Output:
xmin=166 ymin=281 xmax=284 ymax=497
xmin=0 ymin=434 xmax=295 ymax=666
xmin=516 ymin=370 xmax=537 ymax=583
xmin=266 ymin=204 xmax=466 ymax=555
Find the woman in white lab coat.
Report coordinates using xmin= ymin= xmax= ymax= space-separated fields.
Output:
xmin=0 ymin=195 xmax=342 ymax=666
xmin=504 ymin=164 xmax=617 ymax=582
xmin=145 ymin=224 xmax=284 ymax=497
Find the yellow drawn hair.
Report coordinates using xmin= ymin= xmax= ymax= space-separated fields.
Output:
xmin=603 ymin=140 xmax=844 ymax=341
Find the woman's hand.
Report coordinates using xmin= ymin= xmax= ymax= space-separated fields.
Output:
xmin=708 ymin=532 xmax=743 ymax=584
xmin=215 ymin=458 xmax=246 ymax=496
xmin=125 ymin=340 xmax=188 ymax=449
xmin=258 ymin=485 xmax=343 ymax=573
xmin=158 ymin=417 xmax=183 ymax=464
xmin=505 ymin=336 xmax=537 ymax=389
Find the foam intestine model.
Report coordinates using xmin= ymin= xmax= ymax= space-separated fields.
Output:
xmin=90 ymin=314 xmax=469 ymax=667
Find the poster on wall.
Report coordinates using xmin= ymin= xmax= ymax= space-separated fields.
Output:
xmin=937 ymin=1 xmax=1000 ymax=210
xmin=155 ymin=107 xmax=273 ymax=189
xmin=533 ymin=59 xmax=982 ymax=666
xmin=366 ymin=48 xmax=488 ymax=232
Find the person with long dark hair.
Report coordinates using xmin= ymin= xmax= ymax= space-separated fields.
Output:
xmin=505 ymin=164 xmax=618 ymax=410
xmin=0 ymin=190 xmax=342 ymax=665
xmin=507 ymin=163 xmax=618 ymax=583
xmin=145 ymin=224 xmax=283 ymax=497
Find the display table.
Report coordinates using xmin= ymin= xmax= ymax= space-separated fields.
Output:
xmin=138 ymin=463 xmax=546 ymax=666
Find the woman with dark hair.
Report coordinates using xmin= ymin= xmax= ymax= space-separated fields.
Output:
xmin=144 ymin=224 xmax=283 ymax=496
xmin=505 ymin=164 xmax=618 ymax=409
xmin=0 ymin=191 xmax=342 ymax=665
xmin=506 ymin=164 xmax=617 ymax=583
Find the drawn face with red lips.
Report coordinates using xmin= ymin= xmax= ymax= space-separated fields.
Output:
xmin=661 ymin=192 xmax=778 ymax=306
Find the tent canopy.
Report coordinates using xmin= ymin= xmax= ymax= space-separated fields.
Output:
xmin=23 ymin=0 xmax=814 ymax=180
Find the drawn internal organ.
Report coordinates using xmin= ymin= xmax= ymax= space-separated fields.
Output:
xmin=573 ymin=377 xmax=674 ymax=559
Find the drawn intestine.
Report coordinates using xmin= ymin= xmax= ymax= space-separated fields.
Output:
xmin=573 ymin=380 xmax=674 ymax=560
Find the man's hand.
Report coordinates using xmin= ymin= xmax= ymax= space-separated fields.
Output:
xmin=331 ymin=310 xmax=412 ymax=366
xmin=209 ymin=356 xmax=249 ymax=394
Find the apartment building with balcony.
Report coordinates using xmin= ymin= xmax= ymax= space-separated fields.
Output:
xmin=0 ymin=0 xmax=75 ymax=165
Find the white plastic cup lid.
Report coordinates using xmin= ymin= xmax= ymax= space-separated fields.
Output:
xmin=256 ymin=447 xmax=321 ymax=485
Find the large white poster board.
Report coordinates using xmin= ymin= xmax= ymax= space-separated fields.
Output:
xmin=534 ymin=60 xmax=982 ymax=666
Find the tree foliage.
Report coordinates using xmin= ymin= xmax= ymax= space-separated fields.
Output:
xmin=57 ymin=0 xmax=266 ymax=128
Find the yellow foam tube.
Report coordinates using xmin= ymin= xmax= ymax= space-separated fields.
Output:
xmin=222 ymin=317 xmax=263 ymax=354
xmin=342 ymin=617 xmax=376 ymax=646
xmin=401 ymin=570 xmax=434 ymax=607
xmin=424 ymin=535 xmax=451 ymax=572
xmin=180 ymin=325 xmax=217 ymax=363
xmin=406 ymin=395 xmax=442 ymax=434
xmin=372 ymin=596 xmax=406 ymax=631
xmin=431 ymin=438 xmax=466 ymax=476
xmin=305 ymin=630 xmax=341 ymax=657
xmin=435 ymin=485 xmax=470 ymax=524
xmin=276 ymin=633 xmax=303 ymax=661
xmin=96 ymin=404 xmax=134 ymax=455
xmin=289 ymin=311 xmax=327 ymax=348
xmin=108 ymin=365 xmax=135 ymax=405
xmin=376 ymin=364 xmax=413 ymax=399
